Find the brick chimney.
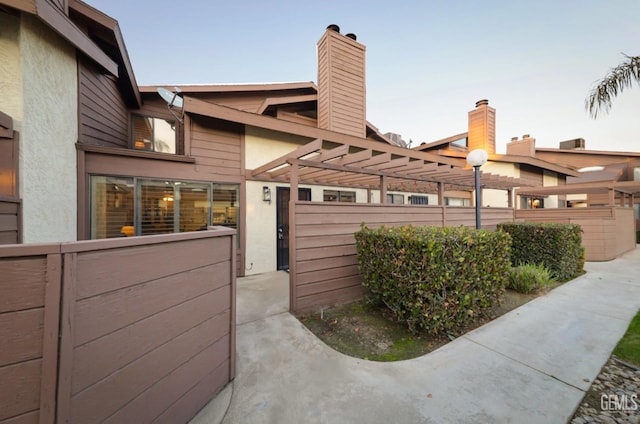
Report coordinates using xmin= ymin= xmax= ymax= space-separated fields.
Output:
xmin=317 ymin=25 xmax=366 ymax=138
xmin=506 ymin=134 xmax=536 ymax=157
xmin=468 ymin=99 xmax=496 ymax=154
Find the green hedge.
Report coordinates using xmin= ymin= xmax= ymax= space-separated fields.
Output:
xmin=354 ymin=224 xmax=511 ymax=335
xmin=497 ymin=222 xmax=584 ymax=282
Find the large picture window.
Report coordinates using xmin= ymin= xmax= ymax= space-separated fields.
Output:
xmin=131 ymin=115 xmax=176 ymax=153
xmin=90 ymin=176 xmax=238 ymax=240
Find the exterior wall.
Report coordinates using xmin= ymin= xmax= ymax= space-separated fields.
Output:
xmin=18 ymin=15 xmax=78 ymax=243
xmin=291 ymin=202 xmax=514 ymax=314
xmin=0 ymin=12 xmax=23 ymax=124
xmin=542 ymin=171 xmax=560 ymax=208
xmin=78 ymin=58 xmax=129 ymax=148
xmin=244 ymin=126 xmax=309 ymax=169
xmin=481 ymin=161 xmax=518 ymax=208
xmin=245 ymin=180 xmax=280 ymax=274
xmin=0 ymin=229 xmax=236 ymax=424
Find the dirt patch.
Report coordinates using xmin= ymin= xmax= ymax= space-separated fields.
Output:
xmin=298 ymin=288 xmax=551 ymax=361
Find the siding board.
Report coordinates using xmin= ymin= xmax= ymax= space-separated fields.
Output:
xmin=0 ymin=359 xmax=41 ymax=422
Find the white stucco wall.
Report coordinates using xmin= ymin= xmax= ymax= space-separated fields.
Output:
xmin=16 ymin=15 xmax=78 ymax=243
xmin=0 ymin=13 xmax=23 ymax=124
xmin=480 ymin=161 xmax=518 ymax=208
xmin=543 ymin=171 xmax=560 ymax=208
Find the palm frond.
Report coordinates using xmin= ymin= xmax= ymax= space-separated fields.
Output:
xmin=585 ymin=53 xmax=640 ymax=118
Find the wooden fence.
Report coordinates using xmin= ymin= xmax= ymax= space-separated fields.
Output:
xmin=0 ymin=228 xmax=235 ymax=424
xmin=290 ymin=202 xmax=513 ymax=314
xmin=515 ymin=206 xmax=636 ymax=261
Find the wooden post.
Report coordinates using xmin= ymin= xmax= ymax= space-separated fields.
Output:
xmin=380 ymin=175 xmax=387 ymax=204
xmin=507 ymin=188 xmax=513 ymax=209
xmin=289 ymin=160 xmax=298 ymax=313
xmin=437 ymin=182 xmax=444 ymax=206
xmin=41 ymin=252 xmax=62 ymax=424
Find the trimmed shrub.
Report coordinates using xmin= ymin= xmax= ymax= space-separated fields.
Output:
xmin=507 ymin=263 xmax=554 ymax=294
xmin=354 ymin=224 xmax=511 ymax=335
xmin=497 ymin=222 xmax=584 ymax=282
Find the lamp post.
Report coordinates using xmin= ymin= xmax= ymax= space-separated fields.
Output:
xmin=466 ymin=149 xmax=488 ymax=229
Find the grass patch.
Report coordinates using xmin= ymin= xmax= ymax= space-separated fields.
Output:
xmin=612 ymin=310 xmax=640 ymax=367
xmin=507 ymin=263 xmax=555 ymax=294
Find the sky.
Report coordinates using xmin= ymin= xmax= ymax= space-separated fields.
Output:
xmin=86 ymin=0 xmax=640 ymax=153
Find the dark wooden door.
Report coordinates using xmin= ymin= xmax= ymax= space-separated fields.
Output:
xmin=276 ymin=187 xmax=311 ymax=271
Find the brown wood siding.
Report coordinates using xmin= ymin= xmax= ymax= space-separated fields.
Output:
xmin=292 ymin=202 xmax=515 ymax=314
xmin=317 ymin=30 xmax=366 ymax=138
xmin=514 ymin=207 xmax=635 ymax=261
xmin=0 ymin=229 xmax=235 ymax=424
xmin=518 ymin=164 xmax=544 ymax=186
xmin=0 ymin=247 xmax=61 ymax=424
xmin=190 ymin=116 xmax=243 ymax=177
xmin=0 ymin=198 xmax=20 ymax=244
xmin=78 ymin=58 xmax=129 ymax=148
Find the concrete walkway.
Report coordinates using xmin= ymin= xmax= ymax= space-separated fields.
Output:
xmin=191 ymin=248 xmax=640 ymax=424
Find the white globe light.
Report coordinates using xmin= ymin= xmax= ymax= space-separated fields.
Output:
xmin=467 ymin=149 xmax=488 ymax=167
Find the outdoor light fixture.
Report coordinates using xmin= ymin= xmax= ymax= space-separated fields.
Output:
xmin=466 ymin=149 xmax=488 ymax=230
xmin=263 ymin=186 xmax=271 ymax=204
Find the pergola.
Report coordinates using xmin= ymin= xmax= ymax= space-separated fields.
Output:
xmin=516 ymin=180 xmax=640 ymax=207
xmin=249 ymin=138 xmax=532 ymax=204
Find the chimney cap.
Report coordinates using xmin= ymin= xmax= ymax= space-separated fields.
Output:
xmin=345 ymin=33 xmax=357 ymax=40
xmin=327 ymin=24 xmax=340 ymax=33
xmin=475 ymin=99 xmax=489 ymax=107
xmin=522 ymin=134 xmax=530 ymax=139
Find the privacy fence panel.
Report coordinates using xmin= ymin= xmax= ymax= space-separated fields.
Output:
xmin=0 ymin=245 xmax=61 ymax=424
xmin=515 ymin=206 xmax=635 ymax=261
xmin=291 ymin=202 xmax=515 ymax=314
xmin=0 ymin=228 xmax=235 ymax=424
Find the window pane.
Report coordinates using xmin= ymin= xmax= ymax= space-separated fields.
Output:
xmin=213 ymin=184 xmax=238 ymax=230
xmin=154 ymin=119 xmax=176 ymax=153
xmin=90 ymin=176 xmax=134 ymax=239
xmin=339 ymin=191 xmax=355 ymax=203
xmin=323 ymin=190 xmax=339 ymax=202
xmin=634 ymin=167 xmax=640 ymax=181
xmin=410 ymin=195 xmax=429 ymax=205
xmin=140 ymin=180 xmax=175 ymax=235
xmin=132 ymin=115 xmax=176 ymax=153
xmin=179 ymin=183 xmax=210 ymax=232
xmin=132 ymin=115 xmax=154 ymax=151
xmin=213 ymin=184 xmax=240 ymax=247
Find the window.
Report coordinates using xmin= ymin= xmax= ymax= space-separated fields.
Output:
xmin=90 ymin=176 xmax=239 ymax=241
xmin=131 ymin=115 xmax=176 ymax=153
xmin=450 ymin=137 xmax=468 ymax=148
xmin=386 ymin=193 xmax=404 ymax=204
xmin=90 ymin=176 xmax=134 ymax=239
xmin=521 ymin=197 xmax=544 ymax=209
xmin=323 ymin=190 xmax=355 ymax=203
xmin=445 ymin=197 xmax=471 ymax=207
xmin=409 ymin=195 xmax=429 ymax=205
xmin=634 ymin=167 xmax=640 ymax=181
